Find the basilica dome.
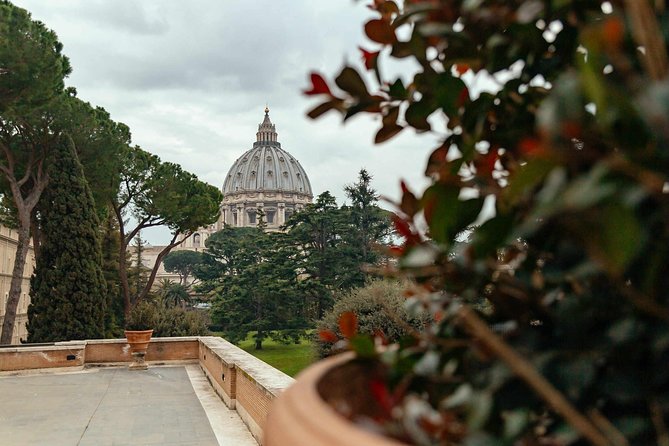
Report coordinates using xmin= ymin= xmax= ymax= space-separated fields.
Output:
xmin=222 ymin=110 xmax=312 ymax=197
xmin=218 ymin=108 xmax=313 ymax=230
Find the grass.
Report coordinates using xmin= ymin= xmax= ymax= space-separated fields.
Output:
xmin=210 ymin=331 xmax=317 ymax=377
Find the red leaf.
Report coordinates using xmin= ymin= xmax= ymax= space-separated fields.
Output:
xmin=338 ymin=311 xmax=358 ymax=339
xmin=475 ymin=150 xmax=498 ymax=176
xmin=304 ymin=72 xmax=332 ymax=96
xmin=370 ymin=378 xmax=394 ymax=416
xmin=374 ymin=123 xmax=403 ymax=144
xmin=318 ymin=329 xmax=339 ymax=343
xmin=399 ymin=181 xmax=420 ymax=217
xmin=454 ymin=63 xmax=470 ymax=75
xmin=518 ymin=137 xmax=544 ymax=156
xmin=456 ymin=87 xmax=470 ymax=107
xmin=392 ymin=213 xmax=414 ymax=240
xmin=423 ymin=195 xmax=435 ymax=225
xmin=602 ymin=16 xmax=624 ymax=49
xmin=388 ymin=245 xmax=404 ymax=256
xmin=359 ymin=47 xmax=380 ymax=70
xmin=364 ymin=19 xmax=397 ymax=44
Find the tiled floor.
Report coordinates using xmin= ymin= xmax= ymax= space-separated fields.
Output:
xmin=0 ymin=365 xmax=257 ymax=446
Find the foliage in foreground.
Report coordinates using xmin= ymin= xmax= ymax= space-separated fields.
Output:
xmin=307 ymin=1 xmax=669 ymax=445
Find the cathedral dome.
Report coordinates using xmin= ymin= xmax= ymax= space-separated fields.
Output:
xmin=222 ymin=108 xmax=312 ymax=198
xmin=217 ymin=108 xmax=313 ymax=230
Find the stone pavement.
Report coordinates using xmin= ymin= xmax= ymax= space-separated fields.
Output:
xmin=0 ymin=365 xmax=257 ymax=446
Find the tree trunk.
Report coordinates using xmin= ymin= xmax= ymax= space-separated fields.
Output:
xmin=255 ymin=335 xmax=263 ymax=350
xmin=135 ymin=234 xmax=186 ymax=306
xmin=113 ymin=205 xmax=131 ymax=317
xmin=0 ymin=224 xmax=31 ymax=344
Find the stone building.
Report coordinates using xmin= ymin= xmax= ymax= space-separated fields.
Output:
xmin=179 ymin=107 xmax=313 ymax=250
xmin=0 ymin=226 xmax=36 ymax=344
xmin=147 ymin=108 xmax=313 ymax=283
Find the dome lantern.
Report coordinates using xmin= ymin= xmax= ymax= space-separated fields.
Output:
xmin=255 ymin=106 xmax=279 ymax=146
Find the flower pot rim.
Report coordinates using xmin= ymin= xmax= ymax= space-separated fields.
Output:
xmin=123 ymin=329 xmax=154 ymax=335
xmin=265 ymin=352 xmax=406 ymax=446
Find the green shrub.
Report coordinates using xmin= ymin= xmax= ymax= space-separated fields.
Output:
xmin=154 ymin=307 xmax=210 ymax=337
xmin=125 ymin=301 xmax=209 ymax=336
xmin=316 ymin=280 xmax=427 ymax=358
xmin=124 ymin=301 xmax=159 ymax=331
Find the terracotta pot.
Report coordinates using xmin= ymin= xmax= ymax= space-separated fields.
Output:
xmin=124 ymin=329 xmax=154 ymax=352
xmin=124 ymin=329 xmax=153 ymax=370
xmin=265 ymin=353 xmax=406 ymax=446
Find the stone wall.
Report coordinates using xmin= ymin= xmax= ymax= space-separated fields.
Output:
xmin=0 ymin=336 xmax=295 ymax=445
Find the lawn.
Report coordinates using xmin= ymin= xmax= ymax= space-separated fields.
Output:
xmin=211 ymin=331 xmax=317 ymax=377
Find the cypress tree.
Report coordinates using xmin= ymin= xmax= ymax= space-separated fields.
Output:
xmin=27 ymin=135 xmax=107 ymax=342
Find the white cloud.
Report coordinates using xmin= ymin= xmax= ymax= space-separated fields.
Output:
xmin=13 ymin=0 xmax=435 ymax=244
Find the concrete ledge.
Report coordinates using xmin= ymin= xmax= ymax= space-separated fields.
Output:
xmin=0 ymin=342 xmax=85 ymax=371
xmin=198 ymin=336 xmax=295 ymax=445
xmin=85 ymin=337 xmax=199 ymax=363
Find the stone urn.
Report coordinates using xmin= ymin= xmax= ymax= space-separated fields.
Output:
xmin=124 ymin=329 xmax=153 ymax=370
xmin=264 ymin=353 xmax=406 ymax=446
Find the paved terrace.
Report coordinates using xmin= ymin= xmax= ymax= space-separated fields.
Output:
xmin=0 ymin=337 xmax=295 ymax=446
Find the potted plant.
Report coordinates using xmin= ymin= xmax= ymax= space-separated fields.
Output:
xmin=267 ymin=1 xmax=669 ymax=445
xmin=124 ymin=301 xmax=159 ymax=370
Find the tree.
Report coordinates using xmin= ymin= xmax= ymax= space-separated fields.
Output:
xmin=112 ymin=145 xmax=222 ymax=316
xmin=342 ymin=169 xmax=391 ymax=285
xmin=283 ymin=191 xmax=353 ymax=319
xmin=306 ymin=1 xmax=669 ymax=444
xmin=163 ymin=250 xmax=206 ymax=285
xmin=201 ymin=226 xmax=306 ymax=349
xmin=0 ymin=1 xmax=71 ymax=343
xmin=26 ymin=135 xmax=106 ymax=342
xmin=128 ymin=232 xmax=149 ymax=302
xmin=156 ymin=279 xmax=191 ymax=309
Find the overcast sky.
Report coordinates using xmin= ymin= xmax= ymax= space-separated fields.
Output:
xmin=14 ymin=0 xmax=439 ymax=244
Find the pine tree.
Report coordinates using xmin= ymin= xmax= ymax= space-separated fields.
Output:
xmin=27 ymin=135 xmax=107 ymax=342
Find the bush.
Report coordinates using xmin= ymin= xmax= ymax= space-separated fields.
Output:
xmin=124 ymin=301 xmax=159 ymax=331
xmin=154 ymin=307 xmax=210 ymax=337
xmin=125 ymin=301 xmax=209 ymax=336
xmin=316 ymin=280 xmax=426 ymax=358
xmin=308 ymin=2 xmax=669 ymax=444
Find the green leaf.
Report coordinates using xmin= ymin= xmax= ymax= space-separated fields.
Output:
xmin=592 ymin=203 xmax=641 ymax=275
xmin=405 ymin=100 xmax=432 ymax=131
xmin=472 ymin=214 xmax=514 ymax=257
xmin=502 ymin=409 xmax=530 ymax=439
xmin=503 ymin=158 xmax=555 ymax=205
xmin=335 ymin=66 xmax=370 ymax=98
xmin=388 ymin=78 xmax=407 ymax=100
xmin=349 ymin=334 xmax=376 ymax=358
xmin=423 ymin=183 xmax=483 ymax=244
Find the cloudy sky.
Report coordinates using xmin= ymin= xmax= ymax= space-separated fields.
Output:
xmin=14 ymin=0 xmax=439 ymax=244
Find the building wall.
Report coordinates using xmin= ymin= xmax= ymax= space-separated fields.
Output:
xmin=0 ymin=225 xmax=36 ymax=344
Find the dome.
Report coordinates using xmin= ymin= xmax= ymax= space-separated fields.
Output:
xmin=222 ymin=108 xmax=313 ymax=198
xmin=218 ymin=108 xmax=313 ymax=230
